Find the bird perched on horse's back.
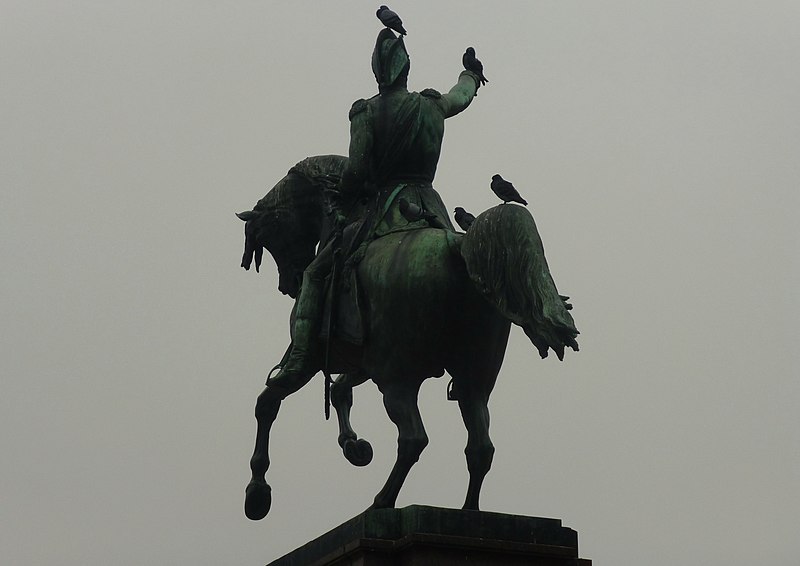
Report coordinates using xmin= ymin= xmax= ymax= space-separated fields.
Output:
xmin=454 ymin=207 xmax=476 ymax=231
xmin=377 ymin=5 xmax=407 ymax=35
xmin=462 ymin=47 xmax=488 ymax=86
xmin=491 ymin=174 xmax=528 ymax=206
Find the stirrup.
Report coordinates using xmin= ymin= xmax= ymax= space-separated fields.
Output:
xmin=265 ymin=363 xmax=283 ymax=385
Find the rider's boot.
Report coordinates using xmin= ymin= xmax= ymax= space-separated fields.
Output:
xmin=268 ymin=274 xmax=324 ymax=388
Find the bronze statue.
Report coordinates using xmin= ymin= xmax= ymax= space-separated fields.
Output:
xmin=238 ymin=27 xmax=578 ymax=521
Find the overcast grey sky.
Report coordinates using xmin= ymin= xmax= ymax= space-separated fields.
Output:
xmin=1 ymin=1 xmax=798 ymax=564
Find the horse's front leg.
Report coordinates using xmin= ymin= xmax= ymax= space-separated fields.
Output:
xmin=245 ymin=373 xmax=314 ymax=520
xmin=371 ymin=381 xmax=427 ymax=509
xmin=331 ymin=372 xmax=373 ymax=466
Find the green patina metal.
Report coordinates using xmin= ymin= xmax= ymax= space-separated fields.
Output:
xmin=238 ymin=23 xmax=579 ymax=522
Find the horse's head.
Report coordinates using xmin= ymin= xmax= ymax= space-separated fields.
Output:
xmin=238 ymin=172 xmax=326 ymax=298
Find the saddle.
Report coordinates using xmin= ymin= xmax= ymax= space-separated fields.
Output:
xmin=317 ymin=183 xmax=458 ymax=351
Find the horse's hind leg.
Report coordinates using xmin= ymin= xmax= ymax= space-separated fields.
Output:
xmin=245 ymin=375 xmax=313 ymax=520
xmin=371 ymin=381 xmax=428 ymax=509
xmin=449 ymin=309 xmax=508 ymax=510
xmin=457 ymin=389 xmax=495 ymax=510
xmin=331 ymin=372 xmax=373 ymax=467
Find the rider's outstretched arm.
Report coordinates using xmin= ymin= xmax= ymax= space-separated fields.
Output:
xmin=439 ymin=71 xmax=481 ymax=118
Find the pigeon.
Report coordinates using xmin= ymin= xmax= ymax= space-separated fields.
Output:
xmin=376 ymin=5 xmax=407 ymax=35
xmin=454 ymin=207 xmax=476 ymax=231
xmin=491 ymin=174 xmax=528 ymax=205
xmin=398 ymin=198 xmax=446 ymax=229
xmin=462 ymin=47 xmax=488 ymax=86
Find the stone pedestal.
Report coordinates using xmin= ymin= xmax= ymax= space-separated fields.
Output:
xmin=267 ymin=505 xmax=591 ymax=565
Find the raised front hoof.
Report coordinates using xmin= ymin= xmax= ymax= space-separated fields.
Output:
xmin=244 ymin=480 xmax=272 ymax=520
xmin=343 ymin=438 xmax=373 ymax=467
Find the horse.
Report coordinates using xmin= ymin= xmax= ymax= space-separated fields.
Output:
xmin=238 ymin=155 xmax=579 ymax=520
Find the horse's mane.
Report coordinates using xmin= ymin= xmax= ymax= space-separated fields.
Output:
xmin=240 ymin=155 xmax=347 ymax=278
xmin=253 ymin=154 xmax=347 ymax=218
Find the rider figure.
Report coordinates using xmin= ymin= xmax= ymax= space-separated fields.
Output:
xmin=269 ymin=29 xmax=483 ymax=392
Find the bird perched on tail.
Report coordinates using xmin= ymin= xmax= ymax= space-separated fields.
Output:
xmin=491 ymin=174 xmax=528 ymax=205
xmin=462 ymin=47 xmax=488 ymax=86
xmin=454 ymin=207 xmax=476 ymax=231
xmin=377 ymin=5 xmax=407 ymax=35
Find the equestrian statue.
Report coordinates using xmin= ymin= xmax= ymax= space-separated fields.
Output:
xmin=237 ymin=26 xmax=579 ymax=521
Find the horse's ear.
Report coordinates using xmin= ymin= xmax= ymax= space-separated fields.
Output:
xmin=236 ymin=210 xmax=256 ymax=221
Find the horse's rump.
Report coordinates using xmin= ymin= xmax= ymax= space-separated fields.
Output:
xmin=351 ymin=228 xmax=486 ymax=381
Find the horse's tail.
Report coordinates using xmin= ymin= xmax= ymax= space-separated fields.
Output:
xmin=460 ymin=204 xmax=579 ymax=360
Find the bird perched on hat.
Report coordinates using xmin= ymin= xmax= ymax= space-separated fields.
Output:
xmin=377 ymin=5 xmax=407 ymax=35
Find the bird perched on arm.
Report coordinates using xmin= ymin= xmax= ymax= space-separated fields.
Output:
xmin=377 ymin=5 xmax=407 ymax=35
xmin=462 ymin=47 xmax=488 ymax=86
xmin=491 ymin=174 xmax=528 ymax=205
xmin=454 ymin=207 xmax=476 ymax=231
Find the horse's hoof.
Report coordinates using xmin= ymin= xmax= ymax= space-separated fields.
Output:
xmin=343 ymin=438 xmax=373 ymax=467
xmin=244 ymin=480 xmax=272 ymax=520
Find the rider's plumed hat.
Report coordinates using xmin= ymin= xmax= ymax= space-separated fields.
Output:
xmin=371 ymin=28 xmax=410 ymax=89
